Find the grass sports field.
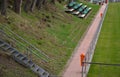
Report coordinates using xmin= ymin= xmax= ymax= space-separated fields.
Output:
xmin=88 ymin=3 xmax=120 ymax=77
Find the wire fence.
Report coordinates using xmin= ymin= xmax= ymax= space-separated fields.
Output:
xmin=81 ymin=3 xmax=108 ymax=77
xmin=0 ymin=25 xmax=67 ymax=76
xmin=0 ymin=24 xmax=50 ymax=63
xmin=83 ymin=62 xmax=120 ymax=77
xmin=109 ymin=0 xmax=120 ymax=2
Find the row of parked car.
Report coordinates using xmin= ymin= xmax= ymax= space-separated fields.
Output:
xmin=65 ymin=2 xmax=92 ymax=18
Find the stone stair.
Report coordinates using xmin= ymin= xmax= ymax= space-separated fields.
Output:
xmin=0 ymin=39 xmax=50 ymax=77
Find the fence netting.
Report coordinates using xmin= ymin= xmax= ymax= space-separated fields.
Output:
xmin=82 ymin=61 xmax=120 ymax=77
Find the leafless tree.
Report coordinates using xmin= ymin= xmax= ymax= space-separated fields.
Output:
xmin=51 ymin=0 xmax=56 ymax=4
xmin=24 ymin=0 xmax=32 ymax=12
xmin=14 ymin=0 xmax=22 ymax=14
xmin=0 ymin=0 xmax=7 ymax=15
xmin=36 ymin=0 xmax=43 ymax=10
xmin=30 ymin=0 xmax=37 ymax=12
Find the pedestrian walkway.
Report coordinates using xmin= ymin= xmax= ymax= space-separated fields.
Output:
xmin=62 ymin=3 xmax=107 ymax=77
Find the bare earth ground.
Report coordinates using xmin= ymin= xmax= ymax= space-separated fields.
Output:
xmin=62 ymin=4 xmax=107 ymax=77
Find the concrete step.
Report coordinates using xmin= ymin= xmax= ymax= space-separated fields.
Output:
xmin=37 ymin=67 xmax=45 ymax=75
xmin=2 ymin=43 xmax=11 ymax=50
xmin=7 ymin=47 xmax=16 ymax=54
xmin=37 ymin=68 xmax=45 ymax=76
xmin=9 ymin=50 xmax=16 ymax=54
xmin=4 ymin=46 xmax=11 ymax=50
xmin=11 ymin=51 xmax=19 ymax=56
xmin=0 ymin=43 xmax=5 ymax=47
xmin=31 ymin=64 xmax=49 ymax=77
xmin=32 ymin=64 xmax=40 ymax=72
xmin=41 ymin=72 xmax=49 ymax=77
xmin=13 ymin=52 xmax=21 ymax=57
xmin=0 ymin=40 xmax=4 ymax=44
xmin=7 ymin=47 xmax=14 ymax=51
xmin=3 ymin=44 xmax=11 ymax=50
xmin=13 ymin=55 xmax=30 ymax=67
xmin=0 ymin=40 xmax=50 ymax=77
xmin=22 ymin=57 xmax=30 ymax=65
xmin=27 ymin=60 xmax=35 ymax=68
xmin=16 ymin=54 xmax=26 ymax=60
xmin=15 ymin=53 xmax=24 ymax=58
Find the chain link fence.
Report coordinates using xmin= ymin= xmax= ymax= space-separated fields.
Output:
xmin=81 ymin=3 xmax=108 ymax=77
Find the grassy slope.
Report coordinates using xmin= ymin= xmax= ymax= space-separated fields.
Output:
xmin=88 ymin=3 xmax=120 ymax=77
xmin=0 ymin=2 xmax=99 ymax=76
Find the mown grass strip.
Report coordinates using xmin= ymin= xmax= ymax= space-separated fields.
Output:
xmin=88 ymin=3 xmax=120 ymax=77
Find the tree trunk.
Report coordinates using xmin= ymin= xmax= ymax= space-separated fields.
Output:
xmin=1 ymin=0 xmax=7 ymax=15
xmin=24 ymin=0 xmax=32 ymax=12
xmin=51 ymin=0 xmax=56 ymax=4
xmin=36 ymin=0 xmax=43 ymax=10
xmin=30 ymin=0 xmax=37 ymax=12
xmin=14 ymin=0 xmax=22 ymax=14
xmin=0 ymin=0 xmax=1 ymax=12
xmin=42 ymin=0 xmax=47 ymax=5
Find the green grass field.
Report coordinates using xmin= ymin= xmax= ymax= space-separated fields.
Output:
xmin=88 ymin=3 xmax=120 ymax=77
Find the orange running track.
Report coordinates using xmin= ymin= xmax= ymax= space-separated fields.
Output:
xmin=62 ymin=4 xmax=107 ymax=77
